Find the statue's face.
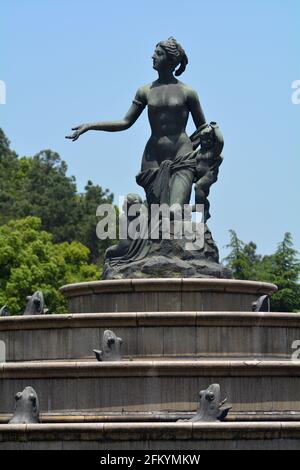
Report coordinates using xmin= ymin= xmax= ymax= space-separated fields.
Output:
xmin=152 ymin=45 xmax=169 ymax=71
xmin=200 ymin=127 xmax=214 ymax=149
xmin=201 ymin=135 xmax=213 ymax=149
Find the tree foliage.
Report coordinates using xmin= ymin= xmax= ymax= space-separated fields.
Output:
xmin=0 ymin=217 xmax=99 ymax=314
xmin=0 ymin=128 xmax=118 ymax=315
xmin=263 ymin=233 xmax=300 ymax=312
xmin=76 ymin=180 xmax=115 ymax=263
xmin=0 ymin=128 xmax=117 ymax=263
xmin=224 ymin=230 xmax=261 ymax=280
xmin=224 ymin=230 xmax=300 ymax=312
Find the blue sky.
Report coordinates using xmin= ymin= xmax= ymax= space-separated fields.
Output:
xmin=0 ymin=0 xmax=299 ymax=258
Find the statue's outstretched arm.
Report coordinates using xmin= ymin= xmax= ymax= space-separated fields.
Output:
xmin=66 ymin=88 xmax=147 ymax=141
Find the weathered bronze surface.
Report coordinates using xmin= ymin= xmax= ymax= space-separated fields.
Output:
xmin=66 ymin=38 xmax=229 ymax=279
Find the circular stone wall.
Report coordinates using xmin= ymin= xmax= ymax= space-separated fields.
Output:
xmin=60 ymin=278 xmax=277 ymax=313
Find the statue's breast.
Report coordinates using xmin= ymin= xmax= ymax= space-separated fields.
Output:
xmin=148 ymin=85 xmax=186 ymax=110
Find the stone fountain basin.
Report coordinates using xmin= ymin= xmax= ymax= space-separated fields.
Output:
xmin=60 ymin=278 xmax=277 ymax=313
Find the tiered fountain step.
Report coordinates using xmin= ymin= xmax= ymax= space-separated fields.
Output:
xmin=1 ymin=359 xmax=300 ymax=416
xmin=59 ymin=279 xmax=277 ymax=313
xmin=1 ymin=422 xmax=300 ymax=450
xmin=2 ymin=311 xmax=299 ymax=362
xmin=1 ymin=278 xmax=299 ymax=450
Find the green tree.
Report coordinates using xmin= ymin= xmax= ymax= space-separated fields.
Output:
xmin=0 ymin=128 xmax=117 ymax=264
xmin=224 ymin=230 xmax=300 ymax=312
xmin=0 ymin=129 xmax=20 ymax=222
xmin=14 ymin=150 xmax=80 ymax=242
xmin=0 ymin=128 xmax=11 ymax=156
xmin=261 ymin=233 xmax=300 ymax=312
xmin=0 ymin=217 xmax=99 ymax=314
xmin=223 ymin=230 xmax=261 ymax=280
xmin=76 ymin=180 xmax=117 ymax=264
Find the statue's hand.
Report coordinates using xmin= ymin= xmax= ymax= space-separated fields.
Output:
xmin=65 ymin=124 xmax=89 ymax=141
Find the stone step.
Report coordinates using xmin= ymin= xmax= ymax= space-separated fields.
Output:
xmin=1 ymin=359 xmax=300 ymax=415
xmin=60 ymin=278 xmax=277 ymax=313
xmin=1 ymin=311 xmax=299 ymax=361
xmin=0 ymin=422 xmax=299 ymax=450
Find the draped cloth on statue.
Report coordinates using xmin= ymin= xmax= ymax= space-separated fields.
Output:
xmin=105 ymin=151 xmax=198 ymax=271
xmin=136 ymin=150 xmax=198 ymax=205
xmin=104 ymin=210 xmax=151 ymax=268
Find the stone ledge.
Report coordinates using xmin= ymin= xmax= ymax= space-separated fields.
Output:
xmin=2 ymin=411 xmax=300 ymax=424
xmin=59 ymin=278 xmax=278 ymax=297
xmin=1 ymin=311 xmax=298 ymax=331
xmin=0 ymin=422 xmax=299 ymax=442
xmin=1 ymin=360 xmax=300 ymax=379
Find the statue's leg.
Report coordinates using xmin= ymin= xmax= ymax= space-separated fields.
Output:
xmin=169 ymin=169 xmax=194 ymax=207
xmin=194 ymin=182 xmax=210 ymax=222
xmin=166 ymin=169 xmax=194 ymax=237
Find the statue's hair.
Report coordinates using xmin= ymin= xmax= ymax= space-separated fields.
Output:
xmin=156 ymin=37 xmax=188 ymax=76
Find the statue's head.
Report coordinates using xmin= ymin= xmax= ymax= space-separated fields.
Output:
xmin=200 ymin=125 xmax=215 ymax=150
xmin=152 ymin=37 xmax=188 ymax=76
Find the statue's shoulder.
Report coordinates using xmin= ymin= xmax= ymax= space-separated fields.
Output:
xmin=134 ymin=83 xmax=153 ymax=105
xmin=177 ymin=81 xmax=199 ymax=98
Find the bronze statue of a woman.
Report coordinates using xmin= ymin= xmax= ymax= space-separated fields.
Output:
xmin=66 ymin=37 xmax=222 ymax=214
xmin=66 ymin=38 xmax=229 ymax=279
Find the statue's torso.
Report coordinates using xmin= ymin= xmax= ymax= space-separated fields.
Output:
xmin=141 ymin=81 xmax=193 ymax=170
